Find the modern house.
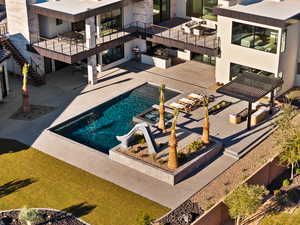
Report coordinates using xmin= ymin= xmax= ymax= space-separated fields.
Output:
xmin=0 ymin=0 xmax=300 ymax=94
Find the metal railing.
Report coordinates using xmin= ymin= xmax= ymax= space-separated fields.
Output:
xmin=30 ymin=22 xmax=140 ymax=56
xmin=140 ymin=22 xmax=220 ymax=50
xmin=30 ymin=20 xmax=219 ymax=56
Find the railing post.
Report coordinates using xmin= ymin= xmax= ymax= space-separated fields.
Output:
xmin=61 ymin=44 xmax=63 ymax=53
xmin=70 ymin=43 xmax=71 ymax=55
xmin=177 ymin=30 xmax=179 ymax=40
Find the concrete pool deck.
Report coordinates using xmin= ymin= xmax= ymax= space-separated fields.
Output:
xmin=0 ymin=60 xmax=277 ymax=208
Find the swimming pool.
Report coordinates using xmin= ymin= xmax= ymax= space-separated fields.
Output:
xmin=51 ymin=84 xmax=180 ymax=154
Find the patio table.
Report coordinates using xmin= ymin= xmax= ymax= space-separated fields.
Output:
xmin=60 ymin=31 xmax=84 ymax=44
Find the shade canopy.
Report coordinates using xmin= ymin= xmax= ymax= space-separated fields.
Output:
xmin=217 ymin=72 xmax=283 ymax=103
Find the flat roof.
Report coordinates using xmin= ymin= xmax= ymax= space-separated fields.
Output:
xmin=227 ymin=0 xmax=300 ymax=21
xmin=33 ymin=0 xmax=122 ymax=15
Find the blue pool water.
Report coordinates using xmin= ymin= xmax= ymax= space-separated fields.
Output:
xmin=51 ymin=84 xmax=179 ymax=154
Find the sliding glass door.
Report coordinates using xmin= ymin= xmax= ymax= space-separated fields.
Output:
xmin=153 ymin=0 xmax=170 ymax=24
xmin=186 ymin=0 xmax=217 ymax=21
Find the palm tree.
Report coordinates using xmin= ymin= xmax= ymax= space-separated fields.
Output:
xmin=168 ymin=109 xmax=179 ymax=170
xmin=158 ymin=84 xmax=166 ymax=133
xmin=22 ymin=63 xmax=30 ymax=113
xmin=201 ymin=95 xmax=210 ymax=144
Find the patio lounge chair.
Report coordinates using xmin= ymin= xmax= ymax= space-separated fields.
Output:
xmin=187 ymin=93 xmax=203 ymax=101
xmin=169 ymin=102 xmax=191 ymax=113
xmin=179 ymin=98 xmax=197 ymax=106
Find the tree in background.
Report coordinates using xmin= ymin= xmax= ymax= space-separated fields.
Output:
xmin=224 ymin=183 xmax=269 ymax=225
xmin=275 ymin=102 xmax=300 ymax=180
xmin=22 ymin=63 xmax=30 ymax=113
xmin=168 ymin=109 xmax=179 ymax=170
xmin=158 ymin=84 xmax=166 ymax=133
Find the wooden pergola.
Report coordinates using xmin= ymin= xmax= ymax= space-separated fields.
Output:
xmin=217 ymin=72 xmax=283 ymax=130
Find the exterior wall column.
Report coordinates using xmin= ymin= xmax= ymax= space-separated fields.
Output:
xmin=170 ymin=0 xmax=177 ymax=18
xmin=96 ymin=15 xmax=101 ymax=38
xmin=85 ymin=16 xmax=97 ymax=84
xmin=51 ymin=59 xmax=56 ymax=72
xmin=4 ymin=61 xmax=9 ymax=93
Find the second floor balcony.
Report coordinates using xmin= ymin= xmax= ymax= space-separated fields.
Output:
xmin=31 ymin=18 xmax=220 ymax=64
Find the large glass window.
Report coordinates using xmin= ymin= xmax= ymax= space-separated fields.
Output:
xmin=102 ymin=45 xmax=124 ymax=65
xmin=192 ymin=53 xmax=216 ymax=65
xmin=186 ymin=0 xmax=217 ymax=21
xmin=231 ymin=22 xmax=278 ymax=54
xmin=230 ymin=63 xmax=274 ymax=80
xmin=153 ymin=0 xmax=170 ymax=24
xmin=100 ymin=8 xmax=122 ymax=36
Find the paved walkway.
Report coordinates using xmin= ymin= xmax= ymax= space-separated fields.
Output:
xmin=0 ymin=60 xmax=276 ymax=208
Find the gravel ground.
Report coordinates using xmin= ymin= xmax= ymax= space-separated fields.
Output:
xmin=192 ymin=105 xmax=300 ymax=210
xmin=191 ymin=130 xmax=279 ymax=210
xmin=0 ymin=209 xmax=87 ymax=225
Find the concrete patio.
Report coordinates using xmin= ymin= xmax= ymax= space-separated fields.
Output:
xmin=0 ymin=60 xmax=277 ymax=209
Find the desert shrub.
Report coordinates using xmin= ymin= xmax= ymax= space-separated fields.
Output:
xmin=150 ymin=153 xmax=157 ymax=161
xmin=282 ymin=179 xmax=290 ymax=187
xmin=296 ymin=168 xmax=300 ymax=175
xmin=177 ymin=152 xmax=186 ymax=163
xmin=187 ymin=140 xmax=203 ymax=153
xmin=134 ymin=133 xmax=146 ymax=144
xmin=136 ymin=211 xmax=153 ymax=225
xmin=287 ymin=189 xmax=300 ymax=203
xmin=18 ymin=207 xmax=43 ymax=225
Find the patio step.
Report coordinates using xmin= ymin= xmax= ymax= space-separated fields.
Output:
xmin=0 ymin=36 xmax=45 ymax=86
xmin=224 ymin=125 xmax=276 ymax=160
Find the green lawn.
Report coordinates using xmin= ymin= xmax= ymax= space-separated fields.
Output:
xmin=0 ymin=139 xmax=169 ymax=225
xmin=260 ymin=207 xmax=300 ymax=225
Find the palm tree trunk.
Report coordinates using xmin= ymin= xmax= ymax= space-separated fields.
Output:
xmin=291 ymin=162 xmax=294 ymax=180
xmin=202 ymin=106 xmax=210 ymax=144
xmin=158 ymin=103 xmax=166 ymax=133
xmin=22 ymin=88 xmax=30 ymax=113
xmin=168 ymin=130 xmax=178 ymax=169
xmin=236 ymin=216 xmax=240 ymax=225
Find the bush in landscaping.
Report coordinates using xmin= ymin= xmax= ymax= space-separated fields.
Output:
xmin=187 ymin=140 xmax=203 ymax=153
xmin=296 ymin=168 xmax=300 ymax=175
xmin=224 ymin=184 xmax=269 ymax=225
xmin=18 ymin=207 xmax=43 ymax=225
xmin=177 ymin=152 xmax=186 ymax=163
xmin=134 ymin=133 xmax=146 ymax=144
xmin=282 ymin=179 xmax=290 ymax=187
xmin=136 ymin=211 xmax=153 ymax=225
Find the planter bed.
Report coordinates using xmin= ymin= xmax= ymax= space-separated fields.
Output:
xmin=208 ymin=100 xmax=232 ymax=115
xmin=109 ymin=140 xmax=223 ymax=185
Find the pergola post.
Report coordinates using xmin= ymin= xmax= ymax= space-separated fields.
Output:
xmin=269 ymin=90 xmax=274 ymax=115
xmin=247 ymin=102 xmax=252 ymax=130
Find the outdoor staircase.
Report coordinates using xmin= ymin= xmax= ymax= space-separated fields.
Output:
xmin=0 ymin=37 xmax=45 ymax=86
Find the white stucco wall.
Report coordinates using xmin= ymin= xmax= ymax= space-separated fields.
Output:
xmin=39 ymin=15 xmax=72 ymax=39
xmin=176 ymin=0 xmax=186 ymax=18
xmin=278 ymin=22 xmax=300 ymax=93
xmin=215 ymin=16 xmax=282 ymax=84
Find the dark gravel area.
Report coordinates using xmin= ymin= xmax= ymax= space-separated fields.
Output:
xmin=0 ymin=209 xmax=88 ymax=225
